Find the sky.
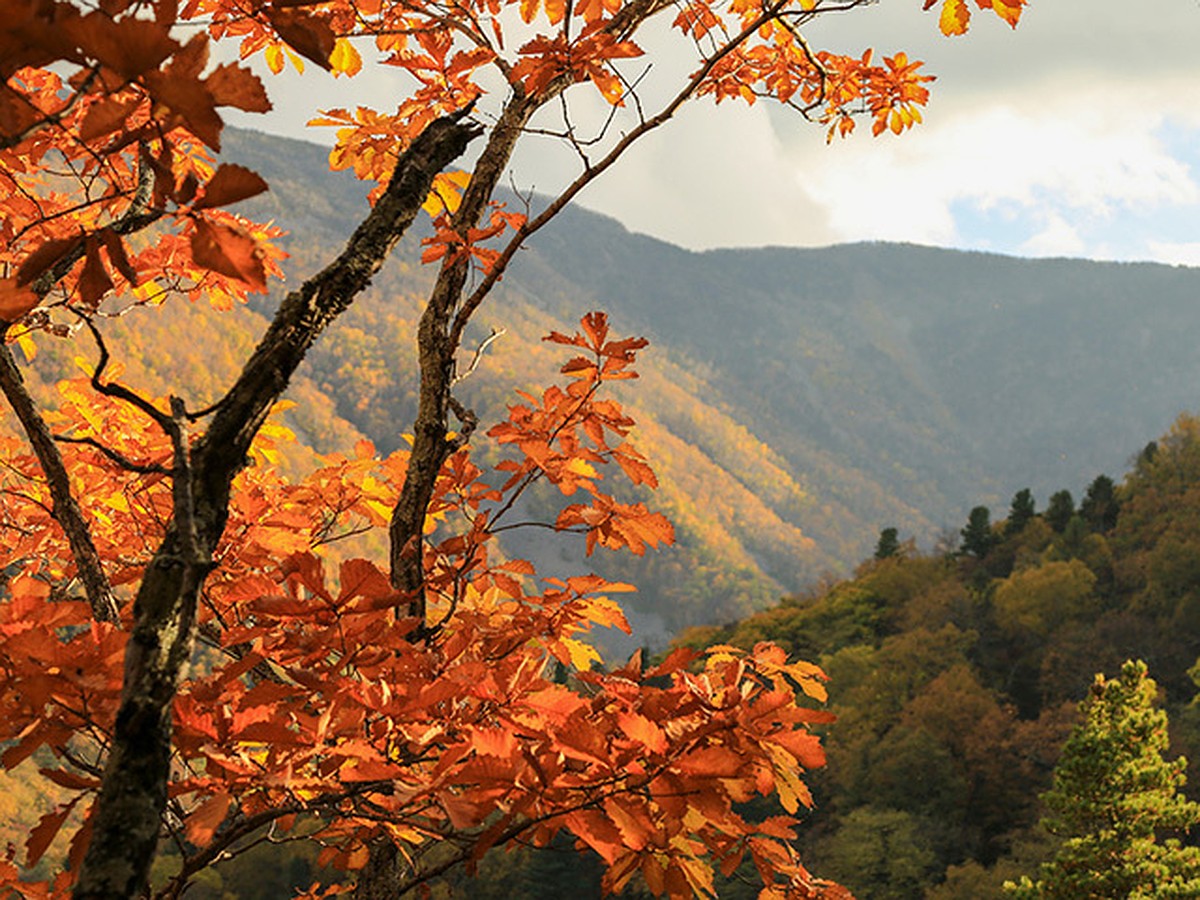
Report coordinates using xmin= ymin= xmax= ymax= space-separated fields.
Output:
xmin=229 ymin=0 xmax=1200 ymax=264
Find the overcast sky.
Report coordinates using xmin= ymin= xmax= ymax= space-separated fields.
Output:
xmin=232 ymin=0 xmax=1200 ymax=264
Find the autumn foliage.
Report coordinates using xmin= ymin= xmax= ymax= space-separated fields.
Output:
xmin=0 ymin=315 xmax=841 ymax=897
xmin=0 ymin=0 xmax=1023 ymax=895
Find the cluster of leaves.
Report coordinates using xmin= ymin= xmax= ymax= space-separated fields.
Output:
xmin=0 ymin=316 xmax=845 ymax=898
xmin=0 ymin=0 xmax=294 ymax=325
xmin=679 ymin=413 xmax=1200 ymax=898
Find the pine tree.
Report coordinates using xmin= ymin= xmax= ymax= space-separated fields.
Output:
xmin=875 ymin=527 xmax=901 ymax=560
xmin=1006 ymin=488 xmax=1037 ymax=537
xmin=960 ymin=506 xmax=996 ymax=559
xmin=1080 ymin=474 xmax=1119 ymax=533
xmin=1005 ymin=660 xmax=1200 ymax=898
xmin=1046 ymin=490 xmax=1076 ymax=534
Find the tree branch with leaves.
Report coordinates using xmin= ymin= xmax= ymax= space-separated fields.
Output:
xmin=0 ymin=0 xmax=1026 ymax=897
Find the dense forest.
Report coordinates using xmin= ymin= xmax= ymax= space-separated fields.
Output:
xmin=679 ymin=415 xmax=1200 ymax=897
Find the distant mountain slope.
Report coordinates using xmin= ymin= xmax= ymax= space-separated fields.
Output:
xmin=19 ymin=127 xmax=1200 ymax=641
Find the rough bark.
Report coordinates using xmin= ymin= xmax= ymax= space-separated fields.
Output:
xmin=0 ymin=344 xmax=120 ymax=622
xmin=72 ymin=112 xmax=480 ymax=900
xmin=388 ymin=95 xmax=539 ymax=616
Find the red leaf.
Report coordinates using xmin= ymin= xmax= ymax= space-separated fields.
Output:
xmin=63 ymin=13 xmax=178 ymax=78
xmin=268 ymin=10 xmax=336 ymax=70
xmin=78 ymin=237 xmax=114 ymax=307
xmin=79 ymin=95 xmax=142 ymax=143
xmin=0 ymin=277 xmax=39 ymax=322
xmin=26 ymin=796 xmax=82 ymax=866
xmin=143 ymin=69 xmax=223 ymax=149
xmin=100 ymin=228 xmax=139 ymax=286
xmin=193 ymin=164 xmax=269 ymax=210
xmin=184 ymin=793 xmax=233 ymax=846
xmin=39 ymin=767 xmax=101 ymax=791
xmin=190 ymin=217 xmax=267 ymax=291
xmin=16 ymin=236 xmax=82 ymax=286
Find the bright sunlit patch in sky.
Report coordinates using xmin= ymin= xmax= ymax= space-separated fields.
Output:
xmin=230 ymin=0 xmax=1200 ymax=265
xmin=940 ymin=117 xmax=1200 ymax=266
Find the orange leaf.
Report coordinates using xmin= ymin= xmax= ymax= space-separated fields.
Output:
xmin=616 ymin=710 xmax=667 ymax=754
xmin=0 ymin=277 xmax=39 ymax=322
xmin=184 ymin=792 xmax=232 ymax=846
xmin=26 ymin=797 xmax=82 ymax=867
xmin=338 ymin=557 xmax=393 ymax=604
xmin=190 ymin=217 xmax=268 ymax=291
xmin=674 ymin=745 xmax=743 ymax=777
xmin=194 ymin=164 xmax=270 ymax=210
xmin=471 ymin=727 xmax=518 ymax=757
xmin=205 ymin=62 xmax=272 ymax=113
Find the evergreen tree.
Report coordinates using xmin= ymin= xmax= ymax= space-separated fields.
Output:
xmin=1080 ymin=475 xmax=1119 ymax=533
xmin=960 ymin=506 xmax=996 ymax=559
xmin=1005 ymin=660 xmax=1200 ymax=899
xmin=1045 ymin=490 xmax=1076 ymax=534
xmin=875 ymin=527 xmax=901 ymax=560
xmin=1006 ymin=488 xmax=1037 ymax=537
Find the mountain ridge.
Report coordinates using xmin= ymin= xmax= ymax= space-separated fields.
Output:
xmin=17 ymin=125 xmax=1198 ymax=641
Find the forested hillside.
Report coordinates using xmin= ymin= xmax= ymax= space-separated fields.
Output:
xmin=17 ymin=126 xmax=1200 ymax=644
xmin=22 ymin=126 xmax=1200 ymax=643
xmin=682 ymin=414 xmax=1200 ymax=898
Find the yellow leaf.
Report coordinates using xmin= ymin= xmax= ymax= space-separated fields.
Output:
xmin=15 ymin=332 xmax=36 ymax=362
xmin=421 ymin=170 xmax=471 ymax=217
xmin=764 ymin=743 xmax=812 ymax=813
xmin=574 ymin=595 xmax=631 ymax=633
xmin=363 ymin=498 xmax=392 ymax=527
xmin=329 ymin=38 xmax=363 ymax=77
xmin=131 ymin=280 xmax=166 ymax=305
xmin=264 ymin=43 xmax=285 ymax=74
xmin=564 ymin=457 xmax=597 ymax=478
xmin=561 ymin=637 xmax=601 ymax=671
xmin=939 ymin=0 xmax=970 ymax=36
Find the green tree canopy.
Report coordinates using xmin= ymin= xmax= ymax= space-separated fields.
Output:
xmin=1007 ymin=488 xmax=1037 ymax=537
xmin=1006 ymin=660 xmax=1200 ymax=899
xmin=875 ymin=526 xmax=901 ymax=560
xmin=960 ymin=506 xmax=996 ymax=559
xmin=1046 ymin=490 xmax=1076 ymax=534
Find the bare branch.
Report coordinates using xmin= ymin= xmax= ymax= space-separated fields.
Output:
xmin=0 ymin=344 xmax=119 ymax=622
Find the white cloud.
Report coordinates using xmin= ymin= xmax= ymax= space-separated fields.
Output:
xmin=233 ymin=0 xmax=1200 ymax=262
xmin=791 ymin=90 xmax=1200 ymax=250
xmin=1019 ymin=213 xmax=1086 ymax=258
xmin=1145 ymin=241 xmax=1200 ymax=268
